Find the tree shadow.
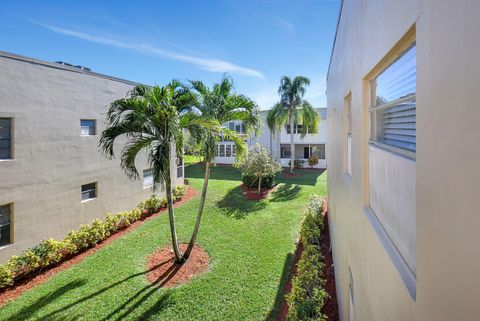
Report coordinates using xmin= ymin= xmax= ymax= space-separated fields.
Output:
xmin=276 ymin=168 xmax=326 ymax=186
xmin=14 ymin=258 xmax=178 ymax=321
xmin=270 ymin=184 xmax=302 ymax=202
xmin=185 ymin=163 xmax=241 ymax=182
xmin=264 ymin=252 xmax=296 ymax=321
xmin=4 ymin=279 xmax=86 ymax=321
xmin=216 ymin=185 xmax=268 ymax=219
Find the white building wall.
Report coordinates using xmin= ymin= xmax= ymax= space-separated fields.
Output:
xmin=327 ymin=1 xmax=480 ymax=321
xmin=0 ymin=52 xmax=183 ymax=262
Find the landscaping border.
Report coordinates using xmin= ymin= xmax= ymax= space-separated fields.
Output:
xmin=0 ymin=186 xmax=196 ymax=305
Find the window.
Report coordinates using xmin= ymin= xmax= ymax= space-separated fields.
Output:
xmin=225 ymin=145 xmax=232 ymax=157
xmin=215 ymin=145 xmax=218 ymax=156
xmin=235 ymin=122 xmax=245 ymax=134
xmin=370 ymin=44 xmax=416 ymax=157
xmin=311 ymin=145 xmax=325 ymax=159
xmin=228 ymin=121 xmax=235 ymax=131
xmin=285 ymin=125 xmax=292 ymax=134
xmin=281 ymin=146 xmax=291 ymax=158
xmin=0 ymin=204 xmax=12 ymax=246
xmin=219 ymin=144 xmax=225 ymax=157
xmin=177 ymin=158 xmax=183 ymax=178
xmin=232 ymin=144 xmax=237 ymax=157
xmin=81 ymin=182 xmax=97 ymax=201
xmin=0 ymin=118 xmax=12 ymax=159
xmin=80 ymin=119 xmax=96 ymax=136
xmin=296 ymin=124 xmax=303 ymax=134
xmin=143 ymin=169 xmax=154 ymax=188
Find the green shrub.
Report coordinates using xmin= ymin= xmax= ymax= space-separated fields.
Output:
xmin=138 ymin=195 xmax=167 ymax=213
xmin=0 ymin=262 xmax=14 ymax=288
xmin=241 ymin=174 xmax=275 ymax=188
xmin=184 ymin=178 xmax=190 ymax=185
xmin=286 ymin=195 xmax=328 ymax=321
xmin=173 ymin=185 xmax=186 ymax=202
xmin=288 ymin=159 xmax=306 ymax=168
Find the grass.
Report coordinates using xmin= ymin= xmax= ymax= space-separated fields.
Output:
xmin=0 ymin=165 xmax=327 ymax=321
xmin=184 ymin=154 xmax=202 ymax=165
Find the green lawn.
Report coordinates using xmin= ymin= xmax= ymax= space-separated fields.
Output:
xmin=0 ymin=165 xmax=327 ymax=321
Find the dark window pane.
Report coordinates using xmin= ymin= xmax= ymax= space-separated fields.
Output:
xmin=0 ymin=225 xmax=10 ymax=246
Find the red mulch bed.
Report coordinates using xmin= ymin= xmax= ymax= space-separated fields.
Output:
xmin=145 ymin=243 xmax=209 ymax=288
xmin=0 ymin=186 xmax=197 ymax=306
xmin=278 ymin=200 xmax=339 ymax=321
xmin=240 ymin=183 xmax=277 ymax=201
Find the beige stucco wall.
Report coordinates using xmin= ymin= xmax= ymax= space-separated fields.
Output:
xmin=0 ymin=53 xmax=183 ymax=263
xmin=327 ymin=0 xmax=480 ymax=320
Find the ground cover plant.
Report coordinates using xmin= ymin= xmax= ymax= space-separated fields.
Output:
xmin=0 ymin=164 xmax=327 ymax=321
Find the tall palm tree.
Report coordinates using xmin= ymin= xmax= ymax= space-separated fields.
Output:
xmin=99 ymin=81 xmax=217 ymax=263
xmin=266 ymin=76 xmax=319 ymax=174
xmin=183 ymin=75 xmax=260 ymax=259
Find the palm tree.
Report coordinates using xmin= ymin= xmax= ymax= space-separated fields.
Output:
xmin=183 ymin=75 xmax=260 ymax=259
xmin=266 ymin=76 xmax=319 ymax=174
xmin=99 ymin=81 xmax=217 ymax=263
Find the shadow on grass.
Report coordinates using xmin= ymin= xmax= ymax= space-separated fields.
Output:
xmin=270 ymin=184 xmax=302 ymax=202
xmin=264 ymin=252 xmax=296 ymax=321
xmin=185 ymin=163 xmax=241 ymax=182
xmin=4 ymin=279 xmax=86 ymax=321
xmin=8 ymin=258 xmax=179 ymax=321
xmin=216 ymin=185 xmax=267 ymax=219
xmin=276 ymin=168 xmax=326 ymax=186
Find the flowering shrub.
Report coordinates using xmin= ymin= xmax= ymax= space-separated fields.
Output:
xmin=238 ymin=144 xmax=282 ymax=193
xmin=0 ymin=186 xmax=186 ymax=289
xmin=308 ymin=156 xmax=319 ymax=167
xmin=286 ymin=195 xmax=328 ymax=321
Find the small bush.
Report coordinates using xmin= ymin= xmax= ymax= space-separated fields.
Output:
xmin=308 ymin=156 xmax=319 ymax=167
xmin=138 ymin=195 xmax=167 ymax=213
xmin=288 ymin=159 xmax=305 ymax=168
xmin=286 ymin=195 xmax=328 ymax=321
xmin=184 ymin=178 xmax=190 ymax=185
xmin=241 ymin=174 xmax=275 ymax=189
xmin=173 ymin=185 xmax=186 ymax=202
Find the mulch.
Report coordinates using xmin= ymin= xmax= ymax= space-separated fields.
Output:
xmin=145 ymin=243 xmax=210 ymax=288
xmin=278 ymin=199 xmax=339 ymax=321
xmin=0 ymin=186 xmax=197 ymax=306
xmin=240 ymin=184 xmax=277 ymax=201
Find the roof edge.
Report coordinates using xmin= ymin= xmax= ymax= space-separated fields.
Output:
xmin=326 ymin=0 xmax=345 ymax=82
xmin=0 ymin=51 xmax=143 ymax=87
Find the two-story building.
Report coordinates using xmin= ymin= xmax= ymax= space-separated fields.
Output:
xmin=0 ymin=52 xmax=184 ymax=262
xmin=215 ymin=108 xmax=327 ymax=168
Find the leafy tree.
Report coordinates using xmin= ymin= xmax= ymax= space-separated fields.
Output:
xmin=99 ymin=82 xmax=217 ymax=263
xmin=184 ymin=75 xmax=260 ymax=258
xmin=266 ymin=76 xmax=319 ymax=173
xmin=239 ymin=144 xmax=282 ymax=194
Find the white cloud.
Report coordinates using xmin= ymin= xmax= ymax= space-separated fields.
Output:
xmin=38 ymin=23 xmax=265 ymax=79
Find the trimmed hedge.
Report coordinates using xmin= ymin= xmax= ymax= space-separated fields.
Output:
xmin=241 ymin=174 xmax=275 ymax=189
xmin=286 ymin=195 xmax=328 ymax=321
xmin=0 ymin=186 xmax=187 ymax=289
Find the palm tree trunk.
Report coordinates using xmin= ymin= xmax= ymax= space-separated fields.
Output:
xmin=165 ymin=174 xmax=183 ymax=263
xmin=289 ymin=112 xmax=295 ymax=174
xmin=184 ymin=161 xmax=211 ymax=259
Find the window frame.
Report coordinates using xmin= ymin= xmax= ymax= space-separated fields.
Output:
xmin=143 ymin=168 xmax=154 ymax=188
xmin=369 ymin=43 xmax=416 ymax=160
xmin=80 ymin=119 xmax=97 ymax=136
xmin=0 ymin=203 xmax=13 ymax=247
xmin=176 ymin=157 xmax=183 ymax=178
xmin=0 ymin=117 xmax=13 ymax=160
xmin=81 ymin=182 xmax=97 ymax=202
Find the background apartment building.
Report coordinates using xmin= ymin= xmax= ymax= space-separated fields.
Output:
xmin=215 ymin=108 xmax=327 ymax=168
xmin=0 ymin=52 xmax=184 ymax=263
xmin=327 ymin=1 xmax=480 ymax=320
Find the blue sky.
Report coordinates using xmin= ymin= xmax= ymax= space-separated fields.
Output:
xmin=0 ymin=0 xmax=340 ymax=109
